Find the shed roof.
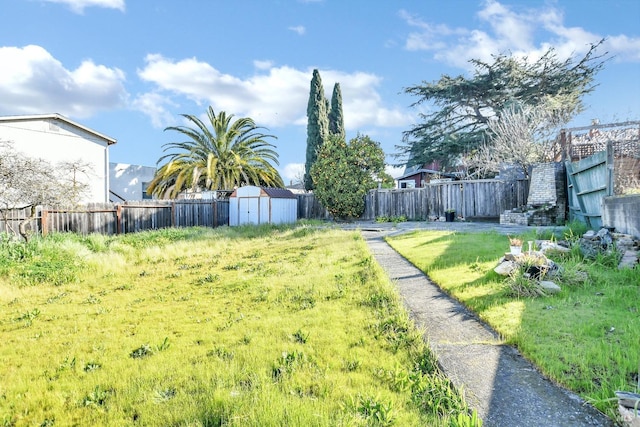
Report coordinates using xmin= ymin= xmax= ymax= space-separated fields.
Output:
xmin=261 ymin=187 xmax=297 ymax=199
xmin=230 ymin=186 xmax=298 ymax=199
xmin=0 ymin=113 xmax=117 ymax=145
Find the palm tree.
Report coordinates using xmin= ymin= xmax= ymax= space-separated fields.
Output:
xmin=148 ymin=107 xmax=284 ymax=199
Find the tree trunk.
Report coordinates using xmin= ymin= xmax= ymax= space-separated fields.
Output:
xmin=18 ymin=205 xmax=37 ymax=242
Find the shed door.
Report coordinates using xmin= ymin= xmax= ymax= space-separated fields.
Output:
xmin=239 ymin=197 xmax=259 ymax=225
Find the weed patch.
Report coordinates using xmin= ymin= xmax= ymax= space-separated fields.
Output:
xmin=0 ymin=225 xmax=474 ymax=426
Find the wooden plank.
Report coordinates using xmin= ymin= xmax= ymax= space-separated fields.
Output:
xmin=576 ymin=185 xmax=606 ymax=196
xmin=359 ymin=179 xmax=530 ymax=221
xmin=606 ymin=141 xmax=614 ymax=197
xmin=42 ymin=209 xmax=49 ymax=236
xmin=565 ymin=160 xmax=590 ymax=227
xmin=568 ymin=151 xmax=606 ymax=174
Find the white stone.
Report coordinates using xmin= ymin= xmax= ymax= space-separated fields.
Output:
xmin=619 ymin=404 xmax=640 ymax=427
xmin=538 ymin=241 xmax=571 ymax=254
xmin=618 ymin=250 xmax=639 ymax=270
xmin=494 ymin=261 xmax=518 ymax=276
xmin=538 ymin=281 xmax=561 ymax=294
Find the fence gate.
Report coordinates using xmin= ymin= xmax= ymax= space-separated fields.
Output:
xmin=565 ymin=142 xmax=614 ymax=229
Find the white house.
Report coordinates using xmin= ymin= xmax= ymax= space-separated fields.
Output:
xmin=109 ymin=163 xmax=157 ymax=201
xmin=0 ymin=113 xmax=116 ymax=203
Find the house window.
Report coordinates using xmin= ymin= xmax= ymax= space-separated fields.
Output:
xmin=142 ymin=182 xmax=152 ymax=199
xmin=399 ymin=180 xmax=415 ymax=189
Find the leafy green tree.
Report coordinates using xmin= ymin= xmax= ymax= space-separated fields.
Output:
xmin=304 ymin=69 xmax=330 ymax=191
xmin=310 ymin=134 xmax=385 ymax=220
xmin=329 ymin=83 xmax=345 ymax=140
xmin=399 ymin=41 xmax=607 ymax=170
xmin=148 ymin=107 xmax=283 ymax=199
xmin=378 ymin=171 xmax=396 ymax=189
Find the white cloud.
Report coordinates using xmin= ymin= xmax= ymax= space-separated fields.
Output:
xmin=0 ymin=45 xmax=127 ymax=118
xmin=400 ymin=0 xmax=640 ymax=69
xmin=606 ymin=35 xmax=640 ymax=62
xmin=41 ymin=0 xmax=125 ymax=13
xmin=282 ymin=163 xmax=305 ymax=183
xmin=385 ymin=165 xmax=405 ymax=179
xmin=131 ymin=92 xmax=176 ymax=128
xmin=477 ymin=0 xmax=533 ymax=51
xmin=137 ymin=55 xmax=413 ymax=131
xmin=289 ymin=25 xmax=306 ymax=35
xmin=254 ymin=60 xmax=274 ymax=70
xmin=399 ymin=9 xmax=465 ymax=51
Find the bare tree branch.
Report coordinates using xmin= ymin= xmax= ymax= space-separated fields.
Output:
xmin=0 ymin=143 xmax=90 ymax=241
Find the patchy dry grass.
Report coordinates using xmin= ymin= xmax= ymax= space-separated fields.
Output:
xmin=0 ymin=225 xmax=476 ymax=426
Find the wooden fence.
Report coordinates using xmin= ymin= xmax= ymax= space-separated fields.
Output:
xmin=565 ymin=142 xmax=614 ymax=229
xmin=363 ymin=179 xmax=529 ymax=221
xmin=297 ymin=193 xmax=331 ymax=220
xmin=1 ymin=200 xmax=230 ymax=237
xmin=1 ymin=179 xmax=529 ymax=238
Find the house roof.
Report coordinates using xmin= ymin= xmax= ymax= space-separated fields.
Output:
xmin=396 ymin=168 xmax=442 ymax=180
xmin=0 ymin=113 xmax=117 ymax=145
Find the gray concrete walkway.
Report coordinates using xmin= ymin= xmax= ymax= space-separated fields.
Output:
xmin=356 ymin=222 xmax=614 ymax=427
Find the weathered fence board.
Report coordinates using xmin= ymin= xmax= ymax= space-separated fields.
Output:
xmin=2 ymin=180 xmax=529 ymax=237
xmin=363 ymin=179 xmax=529 ymax=221
xmin=1 ymin=200 xmax=231 ymax=238
xmin=297 ymin=193 xmax=331 ymax=220
xmin=565 ymin=142 xmax=613 ymax=229
xmin=173 ymin=199 xmax=230 ymax=228
xmin=0 ymin=206 xmax=38 ymax=236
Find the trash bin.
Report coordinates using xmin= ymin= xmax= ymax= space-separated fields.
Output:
xmin=445 ymin=211 xmax=455 ymax=222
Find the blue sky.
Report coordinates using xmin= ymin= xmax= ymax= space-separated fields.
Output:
xmin=1 ymin=0 xmax=639 ymax=183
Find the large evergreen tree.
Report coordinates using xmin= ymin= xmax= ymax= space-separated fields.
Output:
xmin=399 ymin=41 xmax=607 ymax=170
xmin=329 ymin=83 xmax=345 ymax=140
xmin=304 ymin=69 xmax=329 ymax=191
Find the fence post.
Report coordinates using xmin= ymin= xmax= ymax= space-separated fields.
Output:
xmin=606 ymin=140 xmax=614 ymax=196
xmin=116 ymin=204 xmax=122 ymax=234
xmin=41 ymin=208 xmax=48 ymax=236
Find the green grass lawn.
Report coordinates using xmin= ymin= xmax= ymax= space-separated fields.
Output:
xmin=0 ymin=225 xmax=476 ymax=427
xmin=386 ymin=227 xmax=640 ymax=421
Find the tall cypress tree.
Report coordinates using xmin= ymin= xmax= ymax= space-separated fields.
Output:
xmin=329 ymin=83 xmax=345 ymax=140
xmin=304 ymin=69 xmax=329 ymax=190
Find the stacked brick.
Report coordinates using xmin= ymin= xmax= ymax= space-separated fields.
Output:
xmin=500 ymin=162 xmax=566 ymax=226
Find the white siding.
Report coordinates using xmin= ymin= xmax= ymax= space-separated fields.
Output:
xmin=268 ymin=198 xmax=298 ymax=224
xmin=0 ymin=116 xmax=114 ymax=203
xmin=109 ymin=163 xmax=157 ymax=201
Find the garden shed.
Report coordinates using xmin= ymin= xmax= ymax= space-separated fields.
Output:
xmin=229 ymin=186 xmax=298 ymax=226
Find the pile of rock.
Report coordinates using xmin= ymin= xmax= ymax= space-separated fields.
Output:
xmin=494 ymin=241 xmax=571 ymax=295
xmin=579 ymin=228 xmax=639 ymax=269
xmin=494 ymin=229 xmax=638 ymax=296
